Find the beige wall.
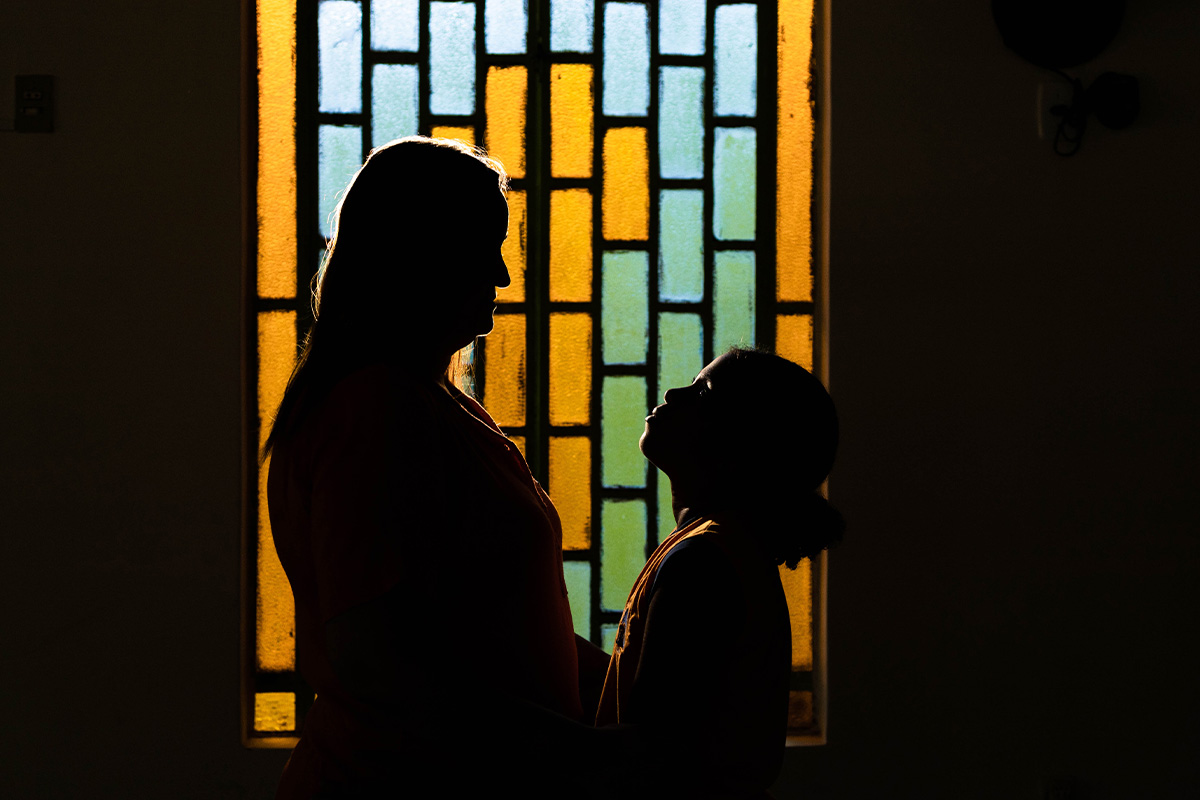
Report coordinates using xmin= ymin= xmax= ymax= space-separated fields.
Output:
xmin=1 ymin=0 xmax=1196 ymax=796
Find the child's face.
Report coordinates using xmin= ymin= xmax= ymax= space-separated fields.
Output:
xmin=639 ymin=353 xmax=733 ymax=478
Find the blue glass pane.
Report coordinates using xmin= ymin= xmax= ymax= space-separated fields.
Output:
xmin=486 ymin=0 xmax=527 ymax=54
xmin=319 ymin=1 xmax=363 ymax=113
xmin=319 ymin=125 xmax=363 ymax=238
xmin=602 ymin=376 xmax=648 ymax=488
xmin=658 ymin=190 xmax=704 ymax=302
xmin=713 ymin=251 xmax=756 ymax=353
xmin=603 ymin=3 xmax=649 ymax=116
xmin=601 ymin=499 xmax=647 ymax=609
xmin=602 ymin=251 xmax=649 ymax=364
xmin=563 ymin=561 xmax=592 ymax=638
xmin=371 ymin=0 xmax=418 ymax=51
xmin=601 ymin=622 xmax=620 ymax=653
xmin=656 ymin=312 xmax=701 ymax=541
xmin=429 ymin=2 xmax=476 ymax=114
xmin=658 ymin=67 xmax=704 ymax=178
xmin=657 ymin=468 xmax=674 ymax=543
xmin=714 ymin=4 xmax=757 ymax=117
xmin=659 ymin=0 xmax=705 ymax=55
xmin=371 ymin=64 xmax=419 ymax=145
xmin=713 ymin=127 xmax=756 ymax=240
xmin=551 ymin=0 xmax=594 ymax=52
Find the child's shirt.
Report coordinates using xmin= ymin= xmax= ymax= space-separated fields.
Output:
xmin=595 ymin=516 xmax=792 ymax=798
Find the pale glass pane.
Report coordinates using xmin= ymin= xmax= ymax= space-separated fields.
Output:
xmin=430 ymin=2 xmax=476 ymax=115
xmin=777 ymin=0 xmax=816 ymax=302
xmin=776 ymin=314 xmax=814 ymax=372
xmin=319 ymin=0 xmax=363 ymax=113
xmin=659 ymin=190 xmax=704 ymax=302
xmin=552 ymin=0 xmax=594 ymax=52
xmin=659 ymin=0 xmax=705 ymax=55
xmin=254 ymin=692 xmax=296 ymax=732
xmin=601 ymin=376 xmax=648 ymax=487
xmin=601 ymin=622 xmax=620 ymax=654
xmin=371 ymin=0 xmax=418 ymax=51
xmin=714 ymin=4 xmax=757 ymax=117
xmin=657 ymin=468 xmax=674 ymax=543
xmin=371 ymin=64 xmax=418 ymax=146
xmin=601 ymin=251 xmax=649 ymax=364
xmin=713 ymin=251 xmax=756 ymax=353
xmin=602 ymin=127 xmax=649 ymax=240
xmin=550 ymin=64 xmax=594 ymax=178
xmin=603 ymin=3 xmax=649 ymax=117
xmin=713 ymin=127 xmax=756 ymax=241
xmin=549 ymin=189 xmax=593 ymax=302
xmin=563 ymin=561 xmax=592 ymax=638
xmin=655 ymin=312 xmax=703 ymax=541
xmin=659 ymin=67 xmax=704 ymax=179
xmin=549 ymin=436 xmax=592 ymax=549
xmin=549 ymin=312 xmax=592 ymax=425
xmin=498 ymin=190 xmax=526 ymax=303
xmin=319 ymin=125 xmax=362 ymax=238
xmin=258 ymin=0 xmax=297 ymax=299
xmin=481 ymin=313 xmax=526 ymax=427
xmin=486 ymin=0 xmax=527 ymax=53
xmin=486 ymin=66 xmax=527 ymax=179
xmin=601 ymin=499 xmax=647 ymax=609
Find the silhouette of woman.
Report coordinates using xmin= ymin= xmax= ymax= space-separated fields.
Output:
xmin=592 ymin=348 xmax=843 ymax=799
xmin=263 ymin=137 xmax=598 ymax=797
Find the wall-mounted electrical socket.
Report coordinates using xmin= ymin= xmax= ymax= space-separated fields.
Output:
xmin=15 ymin=75 xmax=54 ymax=133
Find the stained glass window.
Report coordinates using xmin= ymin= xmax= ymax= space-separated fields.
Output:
xmin=249 ymin=0 xmax=822 ymax=746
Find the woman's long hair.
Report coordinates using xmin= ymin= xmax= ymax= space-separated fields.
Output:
xmin=710 ymin=349 xmax=844 ymax=569
xmin=261 ymin=137 xmax=508 ymax=462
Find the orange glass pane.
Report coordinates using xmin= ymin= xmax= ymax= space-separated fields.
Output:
xmin=550 ymin=189 xmax=593 ymax=302
xmin=776 ymin=0 xmax=815 ymax=302
xmin=788 ymin=690 xmax=815 ymax=730
xmin=486 ymin=65 xmax=526 ymax=179
xmin=548 ymin=312 xmax=592 ymax=425
xmin=550 ymin=64 xmax=594 ymax=178
xmin=602 ymin=127 xmax=649 ymax=241
xmin=779 ymin=559 xmax=813 ymax=670
xmin=431 ymin=125 xmax=475 ymax=144
xmin=257 ymin=0 xmax=297 ymax=299
xmin=549 ymin=436 xmax=592 ymax=550
xmin=509 ymin=435 xmax=526 ymax=459
xmin=254 ymin=692 xmax=296 ymax=732
xmin=776 ymin=313 xmax=814 ymax=371
xmin=257 ymin=310 xmax=296 ymax=671
xmin=498 ymin=189 xmax=526 ymax=303
xmin=482 ymin=313 xmax=526 ymax=428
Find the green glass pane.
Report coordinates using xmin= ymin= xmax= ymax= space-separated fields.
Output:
xmin=319 ymin=124 xmax=362 ymax=238
xmin=551 ymin=0 xmax=594 ymax=52
xmin=713 ymin=127 xmax=756 ymax=240
xmin=601 ymin=499 xmax=647 ymax=610
xmin=603 ymin=3 xmax=649 ymax=116
xmin=319 ymin=1 xmax=363 ymax=113
xmin=656 ymin=311 xmax=703 ymax=403
xmin=657 ymin=467 xmax=675 ymax=543
xmin=659 ymin=0 xmax=705 ymax=55
xmin=602 ymin=375 xmax=648 ymax=488
xmin=714 ymin=4 xmax=757 ymax=117
xmin=658 ymin=190 xmax=704 ymax=301
xmin=563 ymin=560 xmax=592 ymax=638
xmin=601 ymin=251 xmax=649 ymax=364
xmin=372 ymin=64 xmax=419 ymax=145
xmin=371 ymin=0 xmax=419 ymax=51
xmin=714 ymin=251 xmax=756 ymax=353
xmin=429 ymin=2 xmax=476 ymax=114
xmin=659 ymin=67 xmax=704 ymax=179
xmin=601 ymin=622 xmax=621 ymax=654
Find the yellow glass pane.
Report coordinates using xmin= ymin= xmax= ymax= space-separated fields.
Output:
xmin=482 ymin=313 xmax=526 ymax=428
xmin=431 ymin=125 xmax=475 ymax=145
xmin=776 ymin=0 xmax=815 ymax=302
xmin=550 ymin=64 xmax=594 ymax=178
xmin=776 ymin=313 xmax=814 ymax=371
xmin=548 ymin=312 xmax=592 ymax=426
xmin=486 ymin=65 xmax=526 ymax=179
xmin=254 ymin=692 xmax=296 ymax=732
xmin=257 ymin=0 xmax=297 ymax=299
xmin=498 ymin=189 xmax=526 ymax=303
xmin=602 ymin=127 xmax=649 ymax=241
xmin=550 ymin=189 xmax=593 ymax=302
xmin=509 ymin=435 xmax=526 ymax=459
xmin=549 ymin=436 xmax=592 ymax=550
xmin=787 ymin=690 xmax=814 ymax=730
xmin=257 ymin=311 xmax=296 ymax=671
xmin=779 ymin=559 xmax=813 ymax=670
